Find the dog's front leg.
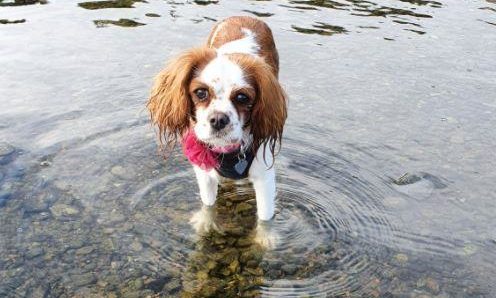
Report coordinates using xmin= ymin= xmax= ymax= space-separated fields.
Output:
xmin=249 ymin=148 xmax=279 ymax=248
xmin=190 ymin=166 xmax=221 ymax=234
xmin=193 ymin=165 xmax=219 ymax=206
xmin=249 ymin=149 xmax=276 ymax=221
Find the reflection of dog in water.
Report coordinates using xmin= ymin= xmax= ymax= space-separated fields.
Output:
xmin=183 ymin=182 xmax=272 ymax=297
xmin=190 ymin=180 xmax=279 ymax=248
xmin=147 ymin=16 xmax=287 ymax=247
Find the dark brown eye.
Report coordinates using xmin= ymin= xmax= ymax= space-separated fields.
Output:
xmin=195 ymin=88 xmax=208 ymax=101
xmin=235 ymin=93 xmax=250 ymax=104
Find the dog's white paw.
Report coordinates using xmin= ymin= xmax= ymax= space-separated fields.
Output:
xmin=254 ymin=221 xmax=279 ymax=249
xmin=190 ymin=206 xmax=223 ymax=235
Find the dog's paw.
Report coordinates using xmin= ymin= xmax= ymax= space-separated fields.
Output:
xmin=254 ymin=221 xmax=279 ymax=249
xmin=190 ymin=206 xmax=223 ymax=235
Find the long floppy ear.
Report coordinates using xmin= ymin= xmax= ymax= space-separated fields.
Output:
xmin=236 ymin=56 xmax=288 ymax=161
xmin=147 ymin=47 xmax=216 ymax=151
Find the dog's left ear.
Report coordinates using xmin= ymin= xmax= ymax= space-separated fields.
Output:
xmin=246 ymin=58 xmax=288 ymax=159
xmin=148 ymin=47 xmax=216 ymax=150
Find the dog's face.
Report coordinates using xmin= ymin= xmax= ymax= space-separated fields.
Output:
xmin=190 ymin=55 xmax=253 ymax=147
xmin=148 ymin=47 xmax=287 ymax=154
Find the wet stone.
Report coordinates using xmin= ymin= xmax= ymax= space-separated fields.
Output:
xmin=111 ymin=165 xmax=134 ymax=179
xmin=0 ymin=191 xmax=12 ymax=208
xmin=236 ymin=237 xmax=252 ymax=247
xmin=0 ymin=142 xmax=15 ymax=156
xmin=234 ymin=202 xmax=253 ymax=214
xmin=50 ymin=204 xmax=80 ymax=218
xmin=425 ymin=277 xmax=440 ymax=294
xmin=67 ymin=239 xmax=86 ymax=250
xmin=76 ymin=246 xmax=95 ymax=256
xmin=121 ymin=290 xmax=141 ymax=298
xmin=244 ymin=267 xmax=263 ymax=276
xmin=128 ymin=278 xmax=144 ymax=290
xmin=130 ymin=240 xmax=143 ymax=252
xmin=25 ymin=247 xmax=44 ymax=259
xmin=71 ymin=273 xmax=97 ymax=287
xmin=393 ymin=173 xmax=422 ymax=185
xmin=163 ymin=278 xmax=181 ymax=293
xmin=281 ymin=264 xmax=298 ymax=275
xmin=393 ymin=253 xmax=409 ymax=265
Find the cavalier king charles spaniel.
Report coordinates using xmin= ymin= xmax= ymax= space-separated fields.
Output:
xmin=148 ymin=16 xmax=287 ymax=237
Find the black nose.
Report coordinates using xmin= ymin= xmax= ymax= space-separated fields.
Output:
xmin=209 ymin=112 xmax=230 ymax=131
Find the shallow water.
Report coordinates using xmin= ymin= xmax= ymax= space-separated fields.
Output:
xmin=1 ymin=0 xmax=496 ymax=297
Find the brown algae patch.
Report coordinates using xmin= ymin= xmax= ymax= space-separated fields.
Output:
xmin=78 ymin=0 xmax=144 ymax=10
xmin=93 ymin=18 xmax=145 ymax=27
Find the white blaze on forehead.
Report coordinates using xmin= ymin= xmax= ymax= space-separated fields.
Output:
xmin=194 ymin=54 xmax=246 ymax=146
xmin=199 ymin=55 xmax=247 ymax=97
xmin=217 ymin=28 xmax=260 ymax=56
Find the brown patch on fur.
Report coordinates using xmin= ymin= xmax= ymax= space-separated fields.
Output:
xmin=228 ymin=53 xmax=288 ymax=162
xmin=147 ymin=47 xmax=216 ymax=151
xmin=189 ymin=78 xmax=216 ymax=109
xmin=206 ymin=16 xmax=280 ymax=76
xmin=229 ymin=86 xmax=256 ymax=121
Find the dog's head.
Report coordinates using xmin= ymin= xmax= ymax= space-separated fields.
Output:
xmin=148 ymin=47 xmax=287 ymax=156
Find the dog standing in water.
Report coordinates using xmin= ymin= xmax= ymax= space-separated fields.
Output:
xmin=148 ymin=16 xmax=287 ymax=246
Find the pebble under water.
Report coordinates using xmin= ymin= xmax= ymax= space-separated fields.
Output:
xmin=1 ymin=0 xmax=496 ymax=297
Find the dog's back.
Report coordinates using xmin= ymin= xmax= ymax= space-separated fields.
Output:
xmin=206 ymin=16 xmax=279 ymax=76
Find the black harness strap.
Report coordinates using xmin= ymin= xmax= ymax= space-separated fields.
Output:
xmin=215 ymin=147 xmax=255 ymax=180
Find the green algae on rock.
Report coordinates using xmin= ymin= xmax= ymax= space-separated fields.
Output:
xmin=78 ymin=0 xmax=144 ymax=10
xmin=0 ymin=0 xmax=47 ymax=6
xmin=0 ymin=19 xmax=26 ymax=24
xmin=292 ymin=22 xmax=348 ymax=36
xmin=242 ymin=10 xmax=274 ymax=17
xmin=145 ymin=13 xmax=161 ymax=17
xmin=93 ymin=18 xmax=145 ymax=28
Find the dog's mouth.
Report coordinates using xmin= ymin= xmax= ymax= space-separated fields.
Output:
xmin=201 ymin=135 xmax=241 ymax=149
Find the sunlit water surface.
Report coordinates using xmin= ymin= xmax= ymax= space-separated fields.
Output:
xmin=1 ymin=0 xmax=496 ymax=297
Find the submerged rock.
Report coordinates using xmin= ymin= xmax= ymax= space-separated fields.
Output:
xmin=393 ymin=172 xmax=422 ymax=185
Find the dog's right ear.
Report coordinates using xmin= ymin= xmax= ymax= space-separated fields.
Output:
xmin=147 ymin=47 xmax=216 ymax=149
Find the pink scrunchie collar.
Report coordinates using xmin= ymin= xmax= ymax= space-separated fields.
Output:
xmin=181 ymin=130 xmax=240 ymax=171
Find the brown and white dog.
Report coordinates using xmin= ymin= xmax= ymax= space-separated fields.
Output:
xmin=148 ymin=16 xmax=287 ymax=233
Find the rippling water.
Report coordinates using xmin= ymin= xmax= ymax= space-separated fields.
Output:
xmin=1 ymin=0 xmax=496 ymax=297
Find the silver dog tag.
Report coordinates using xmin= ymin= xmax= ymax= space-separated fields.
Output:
xmin=234 ymin=158 xmax=248 ymax=175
